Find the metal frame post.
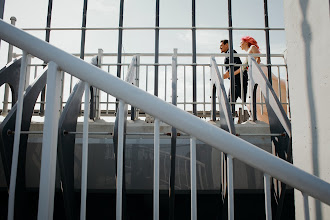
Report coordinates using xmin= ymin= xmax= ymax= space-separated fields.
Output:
xmin=117 ymin=0 xmax=125 ymax=78
xmin=40 ymin=0 xmax=53 ymax=115
xmin=190 ymin=137 xmax=197 ymax=220
xmin=80 ymin=82 xmax=90 ymax=220
xmin=154 ymin=0 xmax=160 ymax=96
xmin=264 ymin=174 xmax=272 ymax=220
xmin=169 ymin=49 xmax=177 ymax=220
xmin=45 ymin=0 xmax=53 ymax=43
xmin=153 ymin=118 xmax=160 ymax=220
xmin=80 ymin=0 xmax=88 ymax=60
xmin=2 ymin=16 xmax=16 ymax=116
xmin=264 ymin=0 xmax=272 ymax=84
xmin=227 ymin=155 xmax=234 ymax=220
xmin=95 ymin=48 xmax=103 ymax=119
xmin=116 ymin=100 xmax=125 ymax=220
xmin=7 ymin=51 xmax=28 ymax=220
xmin=0 ymin=0 xmax=5 ymax=49
xmin=37 ymin=61 xmax=62 ymax=220
xmin=227 ymin=0 xmax=235 ymax=114
xmin=192 ymin=0 xmax=197 ymax=115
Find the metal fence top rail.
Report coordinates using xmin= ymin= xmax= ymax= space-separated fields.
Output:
xmin=21 ymin=26 xmax=285 ymax=31
xmin=0 ymin=19 xmax=328 ymax=205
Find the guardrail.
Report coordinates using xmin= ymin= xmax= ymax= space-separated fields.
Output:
xmin=0 ymin=18 xmax=329 ymax=220
xmin=1 ymin=52 xmax=290 ymax=123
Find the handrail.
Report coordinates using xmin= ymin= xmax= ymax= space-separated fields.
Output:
xmin=248 ymin=56 xmax=291 ymax=137
xmin=0 ymin=19 xmax=330 ymax=206
xmin=210 ymin=56 xmax=235 ymax=134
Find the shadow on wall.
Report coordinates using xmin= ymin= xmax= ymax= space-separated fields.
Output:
xmin=299 ymin=0 xmax=321 ymax=219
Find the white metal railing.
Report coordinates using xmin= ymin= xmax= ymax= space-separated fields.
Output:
xmin=1 ymin=19 xmax=330 ymax=220
xmin=2 ymin=52 xmax=290 ymax=121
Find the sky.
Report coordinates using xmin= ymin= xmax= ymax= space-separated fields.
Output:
xmin=0 ymin=0 xmax=287 ymax=113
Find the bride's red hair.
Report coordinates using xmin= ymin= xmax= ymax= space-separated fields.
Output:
xmin=241 ymin=36 xmax=260 ymax=52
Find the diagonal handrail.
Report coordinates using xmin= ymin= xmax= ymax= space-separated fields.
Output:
xmin=248 ymin=56 xmax=291 ymax=137
xmin=0 ymin=19 xmax=330 ymax=206
xmin=210 ymin=56 xmax=235 ymax=134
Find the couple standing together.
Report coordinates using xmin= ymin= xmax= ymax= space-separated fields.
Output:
xmin=219 ymin=36 xmax=261 ymax=104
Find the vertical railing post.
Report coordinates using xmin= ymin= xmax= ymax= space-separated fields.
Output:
xmin=116 ymin=100 xmax=125 ymax=220
xmin=154 ymin=0 xmax=160 ymax=97
xmin=263 ymin=0 xmax=272 ymax=84
xmin=190 ymin=137 xmax=197 ymax=220
xmin=227 ymin=0 xmax=235 ymax=114
xmin=80 ymin=82 xmax=90 ymax=220
xmin=169 ymin=48 xmax=178 ymax=220
xmin=40 ymin=0 xmax=53 ymax=116
xmin=192 ymin=0 xmax=197 ymax=115
xmin=95 ymin=48 xmax=103 ymax=119
xmin=227 ymin=155 xmax=234 ymax=220
xmin=7 ymin=51 xmax=28 ymax=220
xmin=37 ymin=61 xmax=62 ymax=220
xmin=2 ymin=16 xmax=16 ymax=116
xmin=264 ymin=174 xmax=272 ymax=220
xmin=153 ymin=118 xmax=160 ymax=220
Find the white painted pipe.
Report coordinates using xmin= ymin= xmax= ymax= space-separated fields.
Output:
xmin=264 ymin=174 xmax=272 ymax=220
xmin=190 ymin=137 xmax=197 ymax=220
xmin=8 ymin=51 xmax=27 ymax=220
xmin=37 ymin=61 xmax=62 ymax=220
xmin=80 ymin=82 xmax=90 ymax=220
xmin=227 ymin=155 xmax=234 ymax=220
xmin=116 ymin=100 xmax=125 ymax=220
xmin=153 ymin=118 xmax=160 ymax=220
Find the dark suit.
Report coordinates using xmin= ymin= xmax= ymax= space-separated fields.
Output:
xmin=224 ymin=50 xmax=248 ymax=102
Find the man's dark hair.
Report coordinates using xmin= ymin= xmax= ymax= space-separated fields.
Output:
xmin=221 ymin=39 xmax=228 ymax=44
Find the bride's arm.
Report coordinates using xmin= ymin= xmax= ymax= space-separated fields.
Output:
xmin=249 ymin=45 xmax=261 ymax=64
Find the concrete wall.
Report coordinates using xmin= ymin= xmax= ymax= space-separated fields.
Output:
xmin=283 ymin=0 xmax=330 ymax=219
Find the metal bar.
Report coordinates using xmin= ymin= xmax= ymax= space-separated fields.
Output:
xmin=2 ymin=17 xmax=16 ymax=116
xmin=153 ymin=118 xmax=160 ymax=220
xmin=190 ymin=137 xmax=197 ymax=220
xmin=227 ymin=155 xmax=234 ymax=220
xmin=60 ymin=71 xmax=64 ymax=113
xmin=95 ymin=49 xmax=103 ymax=120
xmin=37 ymin=61 xmax=61 ymax=220
xmin=264 ymin=174 xmax=272 ymax=220
xmin=164 ymin=66 xmax=167 ymax=101
xmin=40 ymin=0 xmax=53 ymax=115
xmin=277 ymin=66 xmax=282 ymax=103
xmin=0 ymin=0 xmax=5 ymax=49
xmin=203 ymin=66 xmax=205 ymax=113
xmin=7 ymin=51 xmax=28 ymax=220
xmin=184 ymin=66 xmax=186 ymax=110
xmin=146 ymin=65 xmax=148 ymax=91
xmin=2 ymin=22 xmax=329 ymax=205
xmin=45 ymin=0 xmax=53 ymax=43
xmin=192 ymin=0 xmax=197 ymax=115
xmin=302 ymin=192 xmax=310 ymax=220
xmin=264 ymin=0 xmax=272 ymax=83
xmin=80 ymin=82 xmax=90 ymax=220
xmin=80 ymin=0 xmax=88 ymax=59
xmin=22 ymin=26 xmax=285 ymax=31
xmin=154 ymin=0 xmax=160 ymax=97
xmin=228 ymin=0 xmax=235 ymax=114
xmin=169 ymin=49 xmax=178 ymax=220
xmin=116 ymin=0 xmax=125 ymax=78
xmin=116 ymin=100 xmax=125 ymax=220
xmin=0 ymin=0 xmax=4 ymax=19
